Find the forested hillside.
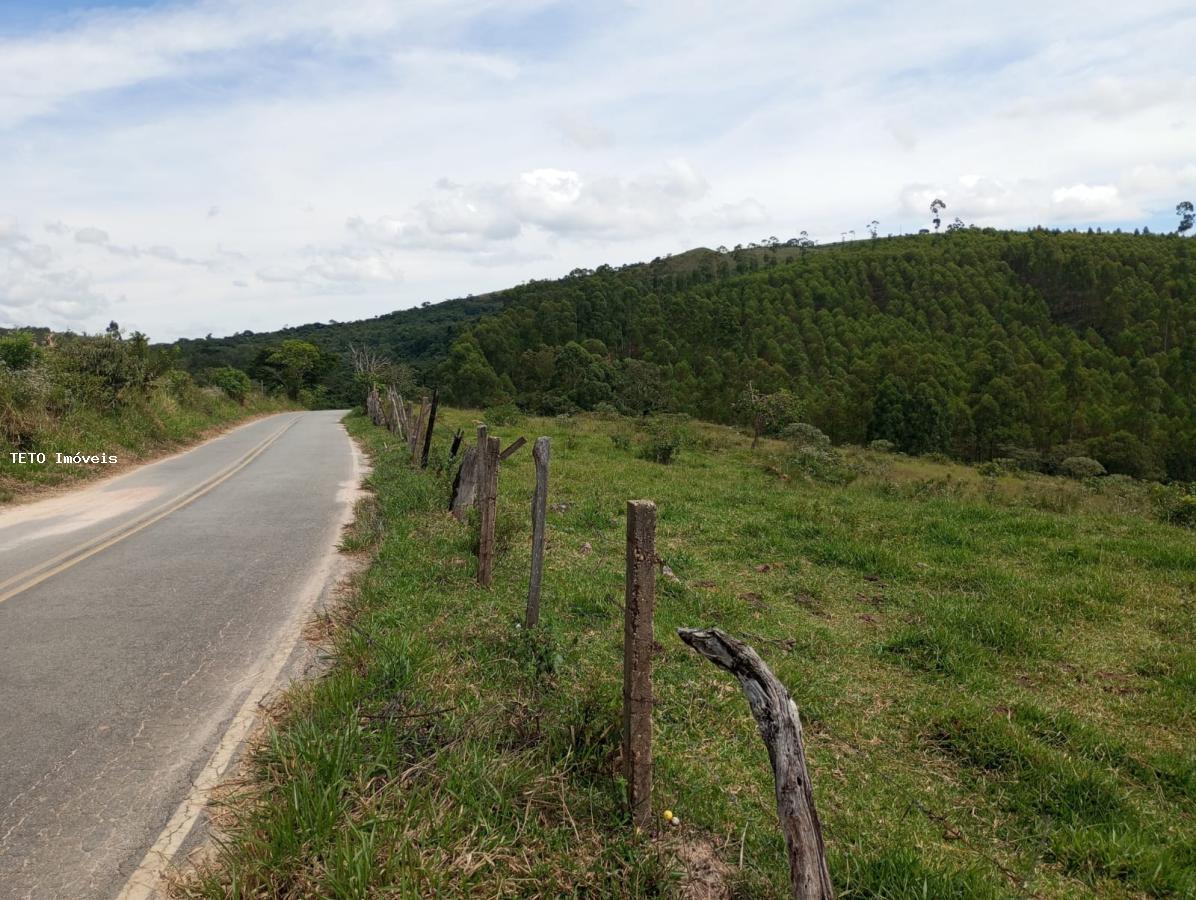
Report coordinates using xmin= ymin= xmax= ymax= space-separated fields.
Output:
xmin=176 ymin=229 xmax=1196 ymax=480
xmin=437 ymin=230 xmax=1196 ymax=480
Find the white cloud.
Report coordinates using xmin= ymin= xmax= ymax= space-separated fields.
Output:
xmin=0 ymin=219 xmax=108 ymax=328
xmin=1050 ymin=183 xmax=1131 ymax=220
xmin=74 ymin=226 xmax=110 ymax=245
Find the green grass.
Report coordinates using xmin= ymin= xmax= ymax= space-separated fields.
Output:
xmin=178 ymin=410 xmax=1196 ymax=898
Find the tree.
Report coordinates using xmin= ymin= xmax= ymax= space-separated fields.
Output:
xmin=1178 ymin=200 xmax=1194 ymax=235
xmin=267 ymin=339 xmax=322 ymax=400
xmin=867 ymin=375 xmax=910 ymax=448
xmin=930 ymin=199 xmax=946 ymax=232
xmin=867 ymin=220 xmax=879 ymax=240
xmin=738 ymin=384 xmax=803 ymax=448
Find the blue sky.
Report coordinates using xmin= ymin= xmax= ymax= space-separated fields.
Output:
xmin=1 ymin=0 xmax=1194 ymax=339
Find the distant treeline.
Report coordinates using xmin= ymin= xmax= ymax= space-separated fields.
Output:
xmin=171 ymin=229 xmax=1196 ymax=481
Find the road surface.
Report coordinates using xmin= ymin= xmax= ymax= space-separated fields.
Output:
xmin=0 ymin=410 xmax=361 ymax=899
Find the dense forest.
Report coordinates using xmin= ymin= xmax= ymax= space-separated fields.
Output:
xmin=173 ymin=229 xmax=1196 ymax=481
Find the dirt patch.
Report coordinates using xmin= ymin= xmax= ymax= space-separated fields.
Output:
xmin=672 ymin=836 xmax=733 ymax=900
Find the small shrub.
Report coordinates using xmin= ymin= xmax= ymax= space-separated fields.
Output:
xmin=1164 ymin=495 xmax=1196 ymax=528
xmin=485 ymin=402 xmax=522 ymax=426
xmin=0 ymin=332 xmax=38 ymax=370
xmin=610 ymin=431 xmax=631 ymax=452
xmin=1059 ymin=456 xmax=1106 ymax=479
xmin=978 ymin=457 xmax=1017 ymax=477
xmin=868 ymin=439 xmax=896 ymax=453
xmin=787 ymin=445 xmax=855 ymax=485
xmin=782 ymin=422 xmax=830 ymax=449
xmin=638 ymin=414 xmax=691 ymax=465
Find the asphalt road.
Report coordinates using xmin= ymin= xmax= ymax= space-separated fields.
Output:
xmin=0 ymin=411 xmax=360 ymax=899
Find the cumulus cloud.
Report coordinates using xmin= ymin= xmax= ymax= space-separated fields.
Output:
xmin=351 ymin=159 xmax=711 ymax=253
xmin=1049 ymin=183 xmax=1132 ymax=220
xmin=256 ymin=247 xmax=402 ymax=291
xmin=0 ymin=218 xmax=107 ymax=328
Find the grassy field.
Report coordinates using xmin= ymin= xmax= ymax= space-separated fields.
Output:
xmin=180 ymin=409 xmax=1195 ymax=898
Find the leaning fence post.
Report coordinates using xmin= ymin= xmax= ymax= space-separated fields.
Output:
xmin=623 ymin=499 xmax=656 ymax=829
xmin=676 ymin=628 xmax=834 ymax=900
xmin=477 ymin=430 xmax=500 ymax=586
xmin=526 ymin=437 xmax=550 ymax=627
xmin=420 ymin=388 xmax=439 ymax=469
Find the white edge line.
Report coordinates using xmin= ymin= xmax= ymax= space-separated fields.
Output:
xmin=116 ymin=420 xmax=367 ymax=900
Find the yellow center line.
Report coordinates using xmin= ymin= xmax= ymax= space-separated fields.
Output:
xmin=0 ymin=415 xmax=301 ymax=605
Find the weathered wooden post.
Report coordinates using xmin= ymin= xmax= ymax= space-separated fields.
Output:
xmin=499 ymin=436 xmax=527 ymax=462
xmin=525 ymin=437 xmax=550 ymax=627
xmin=420 ymin=388 xmax=439 ymax=469
xmin=387 ymin=387 xmax=407 ymax=439
xmin=623 ymin=500 xmax=656 ymax=829
xmin=676 ymin=628 xmax=834 ymax=900
xmin=450 ymin=447 xmax=478 ymax=520
xmin=410 ymin=397 xmax=429 ymax=462
xmin=366 ymin=386 xmax=383 ymax=426
xmin=477 ymin=427 xmax=500 ymax=586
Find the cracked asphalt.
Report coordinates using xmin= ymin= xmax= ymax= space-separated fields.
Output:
xmin=0 ymin=411 xmax=358 ymax=899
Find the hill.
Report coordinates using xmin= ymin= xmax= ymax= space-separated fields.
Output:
xmin=175 ymin=229 xmax=1196 ymax=480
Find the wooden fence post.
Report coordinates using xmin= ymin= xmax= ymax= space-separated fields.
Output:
xmin=623 ymin=499 xmax=656 ymax=829
xmin=477 ymin=429 xmax=500 ymax=586
xmin=526 ymin=437 xmax=550 ymax=627
xmin=420 ymin=388 xmax=439 ymax=469
xmin=450 ymin=447 xmax=478 ymax=520
xmin=388 ymin=387 xmax=407 ymax=439
xmin=410 ymin=398 xmax=428 ymax=462
xmin=366 ymin=387 xmax=383 ymax=426
xmin=449 ymin=428 xmax=464 ymax=459
xmin=676 ymin=628 xmax=834 ymax=900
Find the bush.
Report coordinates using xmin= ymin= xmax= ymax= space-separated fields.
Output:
xmin=787 ymin=445 xmax=855 ymax=485
xmin=484 ymin=402 xmax=523 ymax=426
xmin=206 ymin=366 xmax=252 ymax=404
xmin=0 ymin=332 xmax=38 ymax=370
xmin=1059 ymin=456 xmax=1106 ymax=479
xmin=1163 ymin=495 xmax=1196 ymax=528
xmin=869 ymin=439 xmax=896 ymax=453
xmin=978 ymin=457 xmax=1017 ymax=477
xmin=638 ymin=415 xmax=691 ymax=465
xmin=782 ymin=422 xmax=830 ymax=449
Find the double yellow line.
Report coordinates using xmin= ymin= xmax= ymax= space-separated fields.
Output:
xmin=0 ymin=416 xmax=300 ymax=605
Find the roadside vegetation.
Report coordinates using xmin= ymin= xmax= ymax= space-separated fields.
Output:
xmin=0 ymin=326 xmax=298 ymax=501
xmin=177 ymin=408 xmax=1195 ymax=898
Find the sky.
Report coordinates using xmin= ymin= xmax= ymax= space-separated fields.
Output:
xmin=0 ymin=1 xmax=1193 ymax=341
